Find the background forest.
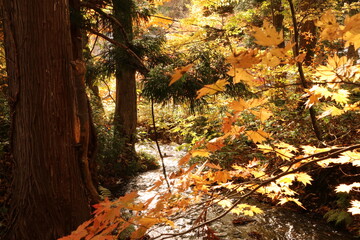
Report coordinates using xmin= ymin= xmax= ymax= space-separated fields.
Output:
xmin=0 ymin=0 xmax=360 ymax=239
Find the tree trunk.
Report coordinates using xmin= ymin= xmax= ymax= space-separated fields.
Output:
xmin=2 ymin=0 xmax=96 ymax=239
xmin=299 ymin=20 xmax=317 ymax=66
xmin=271 ymin=0 xmax=285 ymax=48
xmin=112 ymin=0 xmax=138 ymax=174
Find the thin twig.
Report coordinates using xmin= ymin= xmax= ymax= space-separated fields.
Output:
xmin=151 ymin=98 xmax=171 ymax=193
xmin=85 ymin=27 xmax=149 ymax=74
xmin=287 ymin=0 xmax=322 ymax=141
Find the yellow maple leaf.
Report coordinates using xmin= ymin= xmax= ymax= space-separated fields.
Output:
xmin=275 ymin=142 xmax=298 ymax=153
xmin=249 ymin=108 xmax=273 ymax=122
xmin=270 ymin=42 xmax=295 ymax=58
xmin=296 ymin=172 xmax=313 ymax=186
xmin=231 ymin=204 xmax=263 ymax=216
xmin=316 ymin=11 xmax=342 ymax=41
xmin=196 ymin=79 xmax=229 ymax=99
xmin=277 ymin=174 xmax=296 ymax=185
xmin=275 ymin=148 xmax=294 ymax=161
xmin=261 ymin=52 xmax=281 ymax=67
xmin=226 ymin=49 xmax=260 ymax=68
xmin=228 ymin=68 xmax=255 ymax=85
xmin=349 ymin=200 xmax=360 ymax=215
xmin=191 ymin=149 xmax=211 ymax=157
xmin=318 ymin=106 xmax=344 ymax=118
xmin=218 ymin=199 xmax=232 ymax=209
xmin=304 ymin=85 xmax=329 ymax=108
xmin=169 ymin=64 xmax=193 ymax=86
xmin=336 ymin=184 xmax=354 ymax=193
xmin=252 ymin=20 xmax=284 ymax=46
xmin=343 ymin=13 xmax=360 ymax=49
xmin=228 ymin=98 xmax=248 ymax=112
xmin=257 ymin=144 xmax=273 ymax=153
xmin=246 ymin=129 xmax=271 ymax=143
xmin=279 ymin=197 xmax=305 ymax=209
xmin=331 ymin=89 xmax=350 ymax=105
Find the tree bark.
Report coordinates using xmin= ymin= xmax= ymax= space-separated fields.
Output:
xmin=2 ymin=0 xmax=96 ymax=239
xmin=271 ymin=0 xmax=285 ymax=48
xmin=112 ymin=0 xmax=138 ymax=172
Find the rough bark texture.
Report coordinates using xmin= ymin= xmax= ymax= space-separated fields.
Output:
xmin=112 ymin=0 xmax=138 ymax=171
xmin=3 ymin=0 xmax=93 ymax=239
xmin=70 ymin=0 xmax=100 ymax=203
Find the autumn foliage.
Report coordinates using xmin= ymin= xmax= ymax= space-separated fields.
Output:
xmin=60 ymin=2 xmax=360 ymax=240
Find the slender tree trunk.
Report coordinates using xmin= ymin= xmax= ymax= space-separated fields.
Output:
xmin=298 ymin=0 xmax=324 ymax=66
xmin=2 ymin=0 xmax=96 ymax=239
xmin=70 ymin=0 xmax=100 ymax=203
xmin=271 ymin=0 xmax=285 ymax=48
xmin=288 ymin=0 xmax=322 ymax=141
xmin=299 ymin=20 xmax=317 ymax=66
xmin=112 ymin=0 xmax=138 ymax=173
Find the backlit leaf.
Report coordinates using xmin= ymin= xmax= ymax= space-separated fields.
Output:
xmin=218 ymin=199 xmax=232 ymax=209
xmin=296 ymin=172 xmax=313 ymax=186
xmin=192 ymin=149 xmax=211 ymax=157
xmin=252 ymin=20 xmax=284 ymax=46
xmin=196 ymin=79 xmax=229 ymax=99
xmin=250 ymin=108 xmax=273 ymax=122
xmin=246 ymin=129 xmax=271 ymax=143
xmin=348 ymin=200 xmax=360 ymax=215
xmin=261 ymin=52 xmax=281 ymax=67
xmin=331 ymin=89 xmax=350 ymax=105
xmin=169 ymin=64 xmax=193 ymax=86
xmin=226 ymin=49 xmax=260 ymax=68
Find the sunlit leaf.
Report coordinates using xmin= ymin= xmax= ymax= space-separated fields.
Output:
xmin=349 ymin=200 xmax=360 ymax=215
xmin=246 ymin=129 xmax=271 ymax=143
xmin=296 ymin=172 xmax=313 ymax=186
xmin=336 ymin=184 xmax=354 ymax=193
xmin=191 ymin=149 xmax=211 ymax=157
xmin=252 ymin=20 xmax=283 ymax=46
xmin=331 ymin=89 xmax=350 ymax=105
xmin=226 ymin=49 xmax=260 ymax=68
xmin=316 ymin=11 xmax=341 ymax=41
xmin=218 ymin=199 xmax=232 ymax=209
xmin=261 ymin=52 xmax=281 ymax=67
xmin=249 ymin=108 xmax=273 ymax=122
xmin=277 ymin=174 xmax=296 ymax=185
xmin=169 ymin=64 xmax=193 ymax=86
xmin=228 ymin=68 xmax=255 ymax=85
xmin=196 ymin=79 xmax=229 ymax=99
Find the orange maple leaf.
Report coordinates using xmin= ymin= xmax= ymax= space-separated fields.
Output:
xmin=169 ymin=64 xmax=193 ymax=86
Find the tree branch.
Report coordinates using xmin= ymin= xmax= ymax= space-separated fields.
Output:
xmin=81 ymin=1 xmax=131 ymax=45
xmin=85 ymin=27 xmax=149 ymax=74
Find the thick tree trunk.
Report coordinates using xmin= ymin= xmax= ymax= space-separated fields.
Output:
xmin=2 ymin=0 xmax=95 ymax=239
xmin=112 ymin=0 xmax=138 ymax=173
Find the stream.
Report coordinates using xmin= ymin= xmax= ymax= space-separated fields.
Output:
xmin=121 ymin=143 xmax=355 ymax=240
